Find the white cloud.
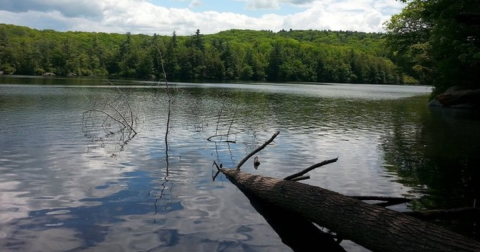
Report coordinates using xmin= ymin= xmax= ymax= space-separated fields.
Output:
xmin=279 ymin=0 xmax=403 ymax=32
xmin=0 ymin=0 xmax=404 ymax=35
xmin=0 ymin=0 xmax=104 ymax=18
xmin=245 ymin=0 xmax=280 ymax=10
xmin=188 ymin=0 xmax=203 ymax=8
xmin=240 ymin=0 xmax=316 ymax=10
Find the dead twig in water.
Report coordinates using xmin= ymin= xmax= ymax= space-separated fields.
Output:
xmin=236 ymin=131 xmax=280 ymax=171
xmin=82 ymin=81 xmax=138 ymax=155
xmin=284 ymin=158 xmax=338 ymax=181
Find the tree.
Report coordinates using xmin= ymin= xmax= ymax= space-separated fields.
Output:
xmin=164 ymin=33 xmax=181 ymax=79
xmin=89 ymin=35 xmax=109 ymax=76
xmin=0 ymin=27 xmax=16 ymax=74
xmin=267 ymin=42 xmax=283 ymax=81
xmin=385 ymin=0 xmax=480 ymax=94
xmin=117 ymin=32 xmax=143 ymax=77
xmin=0 ymin=23 xmax=406 ymax=83
xmin=191 ymin=29 xmax=204 ymax=51
xmin=171 ymin=31 xmax=178 ymax=49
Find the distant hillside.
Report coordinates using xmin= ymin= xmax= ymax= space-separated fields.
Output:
xmin=0 ymin=24 xmax=414 ymax=84
xmin=210 ymin=29 xmax=386 ymax=56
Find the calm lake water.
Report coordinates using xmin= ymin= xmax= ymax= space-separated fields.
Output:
xmin=1 ymin=76 xmax=480 ymax=251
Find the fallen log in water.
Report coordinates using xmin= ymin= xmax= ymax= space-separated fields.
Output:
xmin=218 ymin=168 xmax=480 ymax=252
xmin=246 ymin=191 xmax=347 ymax=252
xmin=213 ymin=132 xmax=480 ymax=251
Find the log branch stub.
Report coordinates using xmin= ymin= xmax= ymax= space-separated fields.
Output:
xmin=351 ymin=196 xmax=412 ymax=207
xmin=290 ymin=175 xmax=310 ymax=182
xmin=235 ymin=131 xmax=280 ymax=170
xmin=253 ymin=156 xmax=260 ymax=169
xmin=284 ymin=157 xmax=338 ymax=181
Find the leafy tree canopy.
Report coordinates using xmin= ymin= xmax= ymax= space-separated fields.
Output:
xmin=385 ymin=0 xmax=480 ymax=94
xmin=0 ymin=23 xmax=410 ymax=84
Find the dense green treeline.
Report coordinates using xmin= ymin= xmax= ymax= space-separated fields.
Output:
xmin=385 ymin=0 xmax=480 ymax=94
xmin=0 ymin=24 xmax=410 ymax=84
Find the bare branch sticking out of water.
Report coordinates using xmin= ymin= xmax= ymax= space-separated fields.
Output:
xmin=215 ymin=99 xmax=226 ymax=138
xmin=226 ymin=104 xmax=239 ymax=143
xmin=207 ymin=101 xmax=240 ymax=143
xmin=207 ymin=133 xmax=238 ymax=143
xmin=151 ymin=44 xmax=176 ymax=215
xmin=212 ymin=161 xmax=222 ymax=181
xmin=153 ymin=45 xmax=172 ymax=155
xmin=290 ymin=175 xmax=311 ymax=182
xmin=236 ymin=131 xmax=280 ymax=171
xmin=82 ymin=81 xmax=138 ymax=155
xmin=283 ymin=158 xmax=338 ymax=181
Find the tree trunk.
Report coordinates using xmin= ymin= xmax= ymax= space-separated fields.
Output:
xmin=220 ymin=168 xmax=480 ymax=252
xmin=246 ymin=192 xmax=346 ymax=252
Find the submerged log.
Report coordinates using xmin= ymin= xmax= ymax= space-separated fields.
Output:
xmin=220 ymin=168 xmax=480 ymax=252
xmin=246 ymin=192 xmax=346 ymax=252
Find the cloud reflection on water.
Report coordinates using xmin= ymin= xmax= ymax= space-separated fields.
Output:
xmin=0 ymin=81 xmax=435 ymax=251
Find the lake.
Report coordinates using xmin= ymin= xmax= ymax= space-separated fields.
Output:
xmin=1 ymin=76 xmax=479 ymax=251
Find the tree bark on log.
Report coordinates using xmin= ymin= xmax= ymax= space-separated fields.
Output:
xmin=246 ymin=192 xmax=347 ymax=252
xmin=220 ymin=168 xmax=480 ymax=252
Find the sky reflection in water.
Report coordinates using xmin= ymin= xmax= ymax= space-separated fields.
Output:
xmin=2 ymin=79 xmax=478 ymax=251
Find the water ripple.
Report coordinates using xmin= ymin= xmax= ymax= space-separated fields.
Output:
xmin=3 ymin=81 xmax=479 ymax=251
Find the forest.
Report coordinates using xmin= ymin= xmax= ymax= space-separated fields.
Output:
xmin=0 ymin=24 xmax=412 ymax=84
xmin=385 ymin=0 xmax=480 ymax=95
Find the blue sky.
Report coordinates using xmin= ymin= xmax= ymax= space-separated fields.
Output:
xmin=0 ymin=0 xmax=405 ymax=35
xmin=147 ymin=0 xmax=302 ymax=17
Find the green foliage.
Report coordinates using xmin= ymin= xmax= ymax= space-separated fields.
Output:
xmin=385 ymin=0 xmax=480 ymax=93
xmin=0 ymin=23 xmax=404 ymax=84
